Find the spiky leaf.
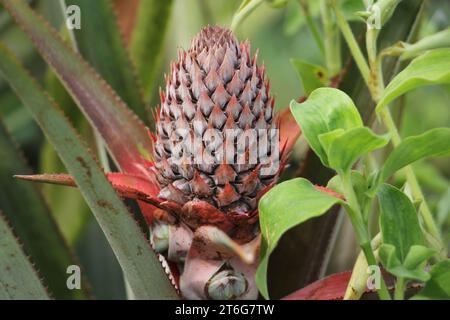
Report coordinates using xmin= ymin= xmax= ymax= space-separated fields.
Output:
xmin=0 ymin=43 xmax=178 ymax=299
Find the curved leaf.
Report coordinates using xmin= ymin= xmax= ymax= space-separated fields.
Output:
xmin=290 ymin=88 xmax=363 ymax=166
xmin=0 ymin=44 xmax=178 ymax=299
xmin=64 ymin=0 xmax=147 ymax=122
xmin=130 ymin=0 xmax=173 ymax=102
xmin=412 ymin=260 xmax=450 ymax=300
xmin=380 ymin=128 xmax=450 ymax=183
xmin=0 ymin=121 xmax=90 ymax=299
xmin=290 ymin=59 xmax=329 ymax=95
xmin=326 ymin=127 xmax=389 ymax=172
xmin=0 ymin=213 xmax=50 ymax=300
xmin=256 ymin=178 xmax=343 ymax=299
xmin=376 ymin=49 xmax=450 ymax=112
xmin=0 ymin=0 xmax=153 ymax=177
xmin=378 ymin=184 xmax=424 ymax=261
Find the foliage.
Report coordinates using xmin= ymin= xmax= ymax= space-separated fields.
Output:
xmin=0 ymin=0 xmax=448 ymax=301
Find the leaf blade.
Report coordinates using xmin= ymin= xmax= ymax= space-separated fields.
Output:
xmin=0 ymin=43 xmax=178 ymax=299
xmin=256 ymin=178 xmax=343 ymax=298
xmin=0 ymin=213 xmax=50 ymax=300
xmin=378 ymin=184 xmax=424 ymax=261
xmin=380 ymin=128 xmax=450 ymax=183
xmin=290 ymin=88 xmax=363 ymax=166
xmin=327 ymin=127 xmax=389 ymax=172
xmin=0 ymin=120 xmax=90 ymax=299
xmin=130 ymin=0 xmax=173 ymax=103
xmin=412 ymin=260 xmax=450 ymax=300
xmin=64 ymin=0 xmax=147 ymax=122
xmin=376 ymin=48 xmax=450 ymax=112
xmin=0 ymin=0 xmax=153 ymax=176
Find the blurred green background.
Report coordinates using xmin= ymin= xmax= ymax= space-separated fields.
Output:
xmin=0 ymin=0 xmax=448 ymax=299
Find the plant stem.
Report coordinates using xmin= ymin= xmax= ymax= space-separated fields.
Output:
xmin=341 ymin=171 xmax=391 ymax=300
xmin=320 ymin=0 xmax=341 ymax=75
xmin=394 ymin=277 xmax=405 ymax=300
xmin=379 ymin=107 xmax=441 ymax=242
xmin=344 ymin=233 xmax=382 ymax=300
xmin=300 ymin=0 xmax=325 ymax=55
xmin=334 ymin=0 xmax=443 ymax=248
xmin=332 ymin=2 xmax=370 ymax=86
xmin=231 ymin=0 xmax=264 ymax=31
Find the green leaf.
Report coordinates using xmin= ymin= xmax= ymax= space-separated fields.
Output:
xmin=0 ymin=120 xmax=90 ymax=299
xmin=399 ymin=28 xmax=450 ymax=61
xmin=327 ymin=127 xmax=389 ymax=173
xmin=290 ymin=59 xmax=329 ymax=95
xmin=378 ymin=184 xmax=424 ymax=262
xmin=379 ymin=245 xmax=430 ymax=282
xmin=327 ymin=171 xmax=369 ymax=216
xmin=0 ymin=0 xmax=154 ymax=176
xmin=130 ymin=0 xmax=173 ymax=103
xmin=0 ymin=44 xmax=178 ymax=299
xmin=231 ymin=0 xmax=264 ymax=30
xmin=318 ymin=129 xmax=345 ymax=155
xmin=64 ymin=0 xmax=147 ymax=122
xmin=403 ymin=245 xmax=435 ymax=270
xmin=41 ymin=69 xmax=92 ymax=245
xmin=256 ymin=178 xmax=343 ymax=299
xmin=376 ymin=49 xmax=450 ymax=112
xmin=290 ymin=88 xmax=363 ymax=166
xmin=0 ymin=213 xmax=50 ymax=300
xmin=379 ymin=128 xmax=450 ymax=183
xmin=412 ymin=260 xmax=450 ymax=300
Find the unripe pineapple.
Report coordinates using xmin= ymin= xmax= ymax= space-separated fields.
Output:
xmin=153 ymin=26 xmax=285 ymax=241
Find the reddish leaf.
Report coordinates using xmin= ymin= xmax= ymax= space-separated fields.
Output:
xmin=282 ymin=272 xmax=352 ymax=300
xmin=114 ymin=0 xmax=140 ymax=45
xmin=279 ymin=107 xmax=301 ymax=155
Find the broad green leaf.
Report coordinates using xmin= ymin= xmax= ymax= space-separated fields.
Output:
xmin=256 ymin=178 xmax=343 ymax=299
xmin=412 ymin=260 xmax=450 ymax=300
xmin=290 ymin=88 xmax=363 ymax=166
xmin=378 ymin=244 xmax=430 ymax=282
xmin=291 ymin=59 xmax=329 ymax=95
xmin=64 ymin=0 xmax=147 ymax=122
xmin=130 ymin=0 xmax=173 ymax=103
xmin=318 ymin=129 xmax=345 ymax=154
xmin=0 ymin=0 xmax=153 ymax=177
xmin=380 ymin=128 xmax=450 ymax=183
xmin=0 ymin=44 xmax=178 ymax=299
xmin=378 ymin=184 xmax=424 ymax=262
xmin=0 ymin=213 xmax=50 ymax=300
xmin=327 ymin=171 xmax=369 ymax=216
xmin=0 ymin=120 xmax=90 ymax=299
xmin=327 ymin=127 xmax=389 ymax=173
xmin=376 ymin=49 xmax=450 ymax=112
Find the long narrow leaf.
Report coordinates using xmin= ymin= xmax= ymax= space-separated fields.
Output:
xmin=0 ymin=44 xmax=178 ymax=299
xmin=0 ymin=0 xmax=153 ymax=177
xmin=0 ymin=213 xmax=50 ymax=300
xmin=0 ymin=120 xmax=90 ymax=299
xmin=130 ymin=0 xmax=173 ymax=102
xmin=63 ymin=0 xmax=147 ymax=122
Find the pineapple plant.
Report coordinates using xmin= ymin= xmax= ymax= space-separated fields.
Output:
xmin=0 ymin=0 xmax=448 ymax=302
xmin=17 ymin=25 xmax=292 ymax=300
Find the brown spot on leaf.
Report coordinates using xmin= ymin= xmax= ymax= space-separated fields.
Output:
xmin=76 ymin=156 xmax=91 ymax=178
